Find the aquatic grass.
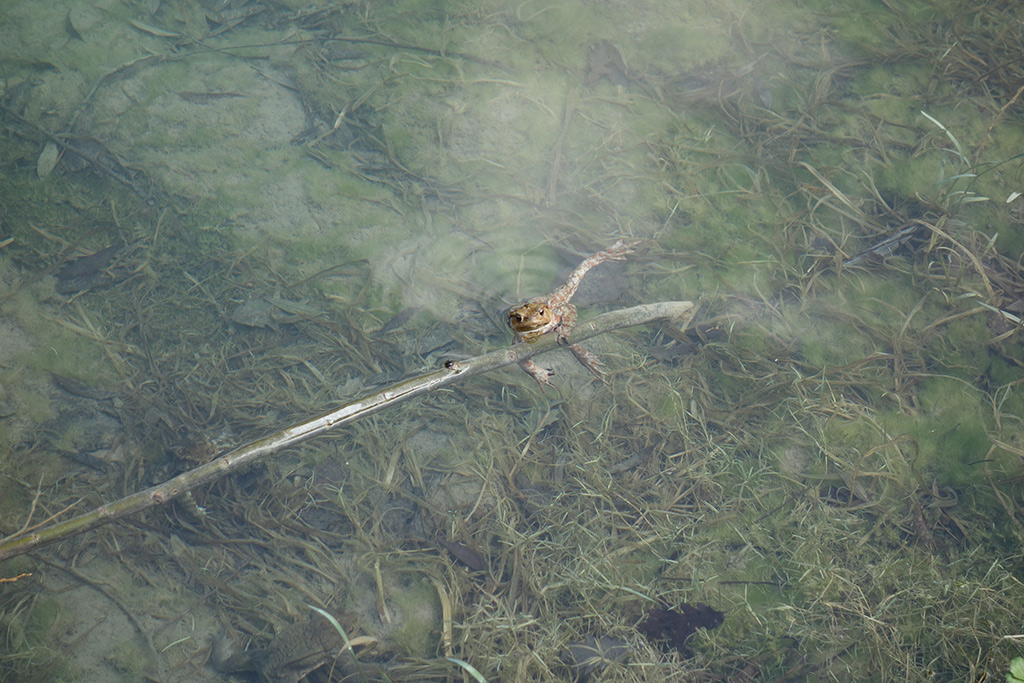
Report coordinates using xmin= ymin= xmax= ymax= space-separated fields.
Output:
xmin=6 ymin=0 xmax=1024 ymax=681
xmin=4 ymin=206 xmax=1024 ymax=681
xmin=920 ymin=110 xmax=971 ymax=167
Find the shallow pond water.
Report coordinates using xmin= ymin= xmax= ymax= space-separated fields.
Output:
xmin=1 ymin=0 xmax=1023 ymax=681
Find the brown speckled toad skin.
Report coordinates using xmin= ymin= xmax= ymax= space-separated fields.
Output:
xmin=216 ymin=610 xmax=359 ymax=683
xmin=507 ymin=239 xmax=639 ymax=386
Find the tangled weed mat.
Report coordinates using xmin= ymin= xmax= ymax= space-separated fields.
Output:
xmin=2 ymin=0 xmax=1024 ymax=681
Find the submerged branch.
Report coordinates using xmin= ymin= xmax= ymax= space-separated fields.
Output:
xmin=0 ymin=301 xmax=693 ymax=562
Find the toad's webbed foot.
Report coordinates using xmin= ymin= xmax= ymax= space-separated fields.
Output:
xmin=519 ymin=359 xmax=554 ymax=387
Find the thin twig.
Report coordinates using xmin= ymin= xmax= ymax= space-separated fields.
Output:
xmin=0 ymin=301 xmax=693 ymax=562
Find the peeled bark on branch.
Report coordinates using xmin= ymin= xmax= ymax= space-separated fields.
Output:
xmin=0 ymin=301 xmax=693 ymax=562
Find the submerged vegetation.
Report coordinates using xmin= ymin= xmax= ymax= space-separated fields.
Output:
xmin=1 ymin=0 xmax=1023 ymax=681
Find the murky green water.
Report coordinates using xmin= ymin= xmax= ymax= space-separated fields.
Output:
xmin=1 ymin=0 xmax=1023 ymax=680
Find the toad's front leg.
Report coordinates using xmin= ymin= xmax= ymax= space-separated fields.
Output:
xmin=554 ymin=304 xmax=577 ymax=345
xmin=518 ymin=359 xmax=554 ymax=386
xmin=568 ymin=344 xmax=606 ymax=380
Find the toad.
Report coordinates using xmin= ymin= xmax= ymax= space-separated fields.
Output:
xmin=213 ymin=609 xmax=360 ymax=683
xmin=507 ymin=239 xmax=639 ymax=385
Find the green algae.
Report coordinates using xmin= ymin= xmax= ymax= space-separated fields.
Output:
xmin=2 ymin=0 xmax=1024 ymax=681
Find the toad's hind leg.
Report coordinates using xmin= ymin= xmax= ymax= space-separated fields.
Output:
xmin=569 ymin=344 xmax=606 ymax=380
xmin=548 ymin=240 xmax=639 ymax=310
